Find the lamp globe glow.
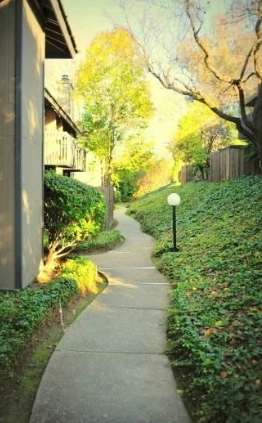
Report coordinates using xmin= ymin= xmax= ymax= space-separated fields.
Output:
xmin=167 ymin=193 xmax=181 ymax=206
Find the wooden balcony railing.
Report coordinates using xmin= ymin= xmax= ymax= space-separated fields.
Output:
xmin=44 ymin=131 xmax=86 ymax=172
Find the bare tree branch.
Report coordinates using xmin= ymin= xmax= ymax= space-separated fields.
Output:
xmin=117 ymin=0 xmax=262 ymax=156
xmin=185 ymin=0 xmax=234 ymax=85
xmin=0 ymin=0 xmax=13 ymax=8
xmin=253 ymin=3 xmax=262 ymax=78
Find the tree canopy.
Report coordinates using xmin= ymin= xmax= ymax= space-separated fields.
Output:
xmin=112 ymin=137 xmax=155 ymax=200
xmin=169 ymin=102 xmax=238 ymax=179
xmin=117 ymin=0 xmax=262 ymax=157
xmin=76 ymin=27 xmax=153 ymax=184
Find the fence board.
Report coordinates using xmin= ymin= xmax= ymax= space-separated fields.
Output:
xmin=209 ymin=146 xmax=261 ymax=182
xmin=181 ymin=165 xmax=194 ymax=183
xmin=181 ymin=146 xmax=261 ymax=183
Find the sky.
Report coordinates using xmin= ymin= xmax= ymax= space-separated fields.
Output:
xmin=62 ymin=0 xmax=118 ymax=54
xmin=61 ymin=0 xmax=229 ymax=54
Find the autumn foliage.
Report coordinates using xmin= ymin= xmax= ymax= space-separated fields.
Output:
xmin=123 ymin=0 xmax=262 ymax=157
xmin=77 ymin=28 xmax=153 ymax=185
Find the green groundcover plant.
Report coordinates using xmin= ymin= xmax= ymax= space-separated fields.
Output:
xmin=0 ymin=257 xmax=98 ymax=373
xmin=74 ymin=229 xmax=124 ymax=253
xmin=128 ymin=175 xmax=262 ymax=423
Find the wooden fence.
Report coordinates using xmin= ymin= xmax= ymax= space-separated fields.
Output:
xmin=209 ymin=146 xmax=261 ymax=182
xmin=181 ymin=145 xmax=261 ymax=183
xmin=180 ymin=165 xmax=194 ymax=184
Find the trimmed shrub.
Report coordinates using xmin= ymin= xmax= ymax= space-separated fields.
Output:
xmin=74 ymin=229 xmax=123 ymax=252
xmin=60 ymin=257 xmax=98 ymax=295
xmin=42 ymin=172 xmax=106 ymax=275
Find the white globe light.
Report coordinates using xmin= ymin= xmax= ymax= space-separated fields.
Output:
xmin=167 ymin=193 xmax=181 ymax=206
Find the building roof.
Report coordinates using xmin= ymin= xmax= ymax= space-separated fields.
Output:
xmin=29 ymin=0 xmax=78 ymax=58
xmin=45 ymin=88 xmax=81 ymax=136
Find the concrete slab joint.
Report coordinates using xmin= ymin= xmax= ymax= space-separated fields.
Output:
xmin=29 ymin=207 xmax=191 ymax=423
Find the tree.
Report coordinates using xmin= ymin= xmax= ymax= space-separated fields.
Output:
xmin=134 ymin=158 xmax=173 ymax=198
xmin=76 ymin=27 xmax=153 ymax=185
xmin=112 ymin=137 xmax=154 ymax=200
xmin=118 ymin=0 xmax=262 ymax=158
xmin=169 ymin=102 xmax=237 ymax=179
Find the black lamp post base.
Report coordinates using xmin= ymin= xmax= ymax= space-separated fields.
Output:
xmin=169 ymin=247 xmax=179 ymax=252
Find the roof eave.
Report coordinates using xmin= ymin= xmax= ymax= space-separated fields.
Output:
xmin=48 ymin=0 xmax=78 ymax=58
xmin=45 ymin=87 xmax=81 ymax=136
xmin=29 ymin=0 xmax=78 ymax=58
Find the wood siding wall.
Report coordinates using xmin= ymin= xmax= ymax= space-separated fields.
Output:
xmin=0 ymin=0 xmax=45 ymax=290
xmin=21 ymin=0 xmax=45 ymax=288
xmin=0 ymin=2 xmax=16 ymax=288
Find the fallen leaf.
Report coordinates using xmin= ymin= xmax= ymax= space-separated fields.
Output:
xmin=204 ymin=328 xmax=218 ymax=336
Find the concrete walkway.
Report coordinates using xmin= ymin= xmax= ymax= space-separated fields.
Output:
xmin=29 ymin=207 xmax=191 ymax=423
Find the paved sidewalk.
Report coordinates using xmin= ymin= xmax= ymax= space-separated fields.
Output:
xmin=29 ymin=207 xmax=191 ymax=423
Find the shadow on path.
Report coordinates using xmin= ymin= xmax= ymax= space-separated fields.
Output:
xmin=29 ymin=207 xmax=191 ymax=423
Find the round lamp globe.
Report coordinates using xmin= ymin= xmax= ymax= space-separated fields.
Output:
xmin=167 ymin=193 xmax=181 ymax=207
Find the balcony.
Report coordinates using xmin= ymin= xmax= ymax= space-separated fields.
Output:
xmin=44 ymin=131 xmax=86 ymax=172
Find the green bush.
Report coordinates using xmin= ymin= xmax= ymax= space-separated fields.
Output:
xmin=116 ymin=169 xmax=139 ymax=202
xmin=60 ymin=257 xmax=98 ymax=295
xmin=74 ymin=229 xmax=123 ymax=252
xmin=43 ymin=172 xmax=106 ymax=266
xmin=128 ymin=176 xmax=262 ymax=423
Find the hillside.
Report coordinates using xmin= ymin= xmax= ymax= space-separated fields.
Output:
xmin=128 ymin=176 xmax=262 ymax=423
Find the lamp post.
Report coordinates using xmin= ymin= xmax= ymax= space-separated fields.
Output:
xmin=167 ymin=193 xmax=181 ymax=252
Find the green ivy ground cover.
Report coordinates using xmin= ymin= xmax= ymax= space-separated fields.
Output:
xmin=128 ymin=175 xmax=262 ymax=423
xmin=74 ymin=229 xmax=124 ymax=253
xmin=0 ymin=257 xmax=98 ymax=373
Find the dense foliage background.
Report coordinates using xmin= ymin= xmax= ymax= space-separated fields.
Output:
xmin=128 ymin=175 xmax=262 ymax=423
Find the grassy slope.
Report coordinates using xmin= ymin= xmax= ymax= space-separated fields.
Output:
xmin=128 ymin=176 xmax=262 ymax=423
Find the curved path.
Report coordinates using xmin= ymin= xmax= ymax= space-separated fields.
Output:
xmin=29 ymin=207 xmax=191 ymax=423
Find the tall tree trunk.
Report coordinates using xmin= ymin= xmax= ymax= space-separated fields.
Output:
xmin=253 ymin=84 xmax=262 ymax=159
xmin=105 ymin=130 xmax=115 ymax=186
